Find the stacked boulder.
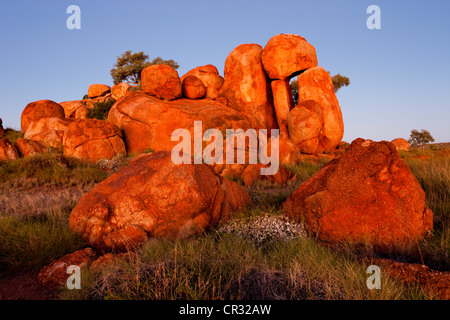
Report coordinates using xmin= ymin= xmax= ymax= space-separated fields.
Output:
xmin=14 ymin=33 xmax=346 ymax=186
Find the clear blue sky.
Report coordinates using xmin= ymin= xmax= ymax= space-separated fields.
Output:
xmin=1 ymin=0 xmax=449 ymax=142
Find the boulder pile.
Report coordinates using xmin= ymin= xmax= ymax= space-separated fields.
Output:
xmin=11 ymin=33 xmax=345 ymax=187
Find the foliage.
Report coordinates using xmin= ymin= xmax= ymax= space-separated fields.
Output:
xmin=4 ymin=128 xmax=24 ymax=144
xmin=110 ymin=50 xmax=179 ymax=86
xmin=408 ymin=129 xmax=435 ymax=148
xmin=86 ymin=100 xmax=116 ymax=121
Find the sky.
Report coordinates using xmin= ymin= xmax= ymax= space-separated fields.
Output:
xmin=0 ymin=0 xmax=449 ymax=143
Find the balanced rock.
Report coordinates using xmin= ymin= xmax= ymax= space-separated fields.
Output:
xmin=182 ymin=75 xmax=206 ymax=99
xmin=69 ymin=151 xmax=253 ymax=253
xmin=108 ymin=91 xmax=252 ymax=155
xmin=141 ymin=64 xmax=182 ymax=101
xmin=111 ymin=83 xmax=132 ymax=100
xmin=0 ymin=139 xmax=20 ymax=162
xmin=63 ymin=119 xmax=126 ymax=162
xmin=282 ymin=138 xmax=433 ymax=249
xmin=289 ymin=67 xmax=344 ymax=154
xmin=219 ymin=44 xmax=277 ymax=130
xmin=181 ymin=65 xmax=224 ymax=99
xmin=88 ymin=84 xmax=111 ymax=98
xmin=24 ymin=117 xmax=73 ymax=149
xmin=261 ymin=34 xmax=318 ymax=80
xmin=14 ymin=138 xmax=46 ymax=157
xmin=59 ymin=100 xmax=89 ymax=119
xmin=391 ymin=138 xmax=411 ymax=151
xmin=38 ymin=248 xmax=97 ymax=290
xmin=21 ymin=100 xmax=65 ymax=132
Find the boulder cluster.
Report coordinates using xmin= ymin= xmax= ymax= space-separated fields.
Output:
xmin=0 ymin=33 xmax=437 ymax=290
xmin=2 ymin=33 xmax=347 ymax=185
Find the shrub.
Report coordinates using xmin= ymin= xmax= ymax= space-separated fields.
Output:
xmin=87 ymin=100 xmax=117 ymax=121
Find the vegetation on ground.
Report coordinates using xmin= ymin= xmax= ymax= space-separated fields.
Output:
xmin=0 ymin=146 xmax=448 ymax=300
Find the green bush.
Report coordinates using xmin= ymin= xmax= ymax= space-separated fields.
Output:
xmin=87 ymin=100 xmax=117 ymax=121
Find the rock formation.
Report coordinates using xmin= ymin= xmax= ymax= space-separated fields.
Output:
xmin=289 ymin=67 xmax=344 ymax=154
xmin=141 ymin=64 xmax=182 ymax=101
xmin=69 ymin=151 xmax=252 ymax=253
xmin=0 ymin=139 xmax=20 ymax=162
xmin=181 ymin=65 xmax=224 ymax=100
xmin=282 ymin=138 xmax=433 ymax=249
xmin=88 ymin=84 xmax=111 ymax=99
xmin=63 ymin=119 xmax=126 ymax=162
xmin=219 ymin=44 xmax=278 ymax=130
xmin=108 ymin=91 xmax=252 ymax=155
xmin=24 ymin=117 xmax=73 ymax=149
xmin=21 ymin=100 xmax=65 ymax=132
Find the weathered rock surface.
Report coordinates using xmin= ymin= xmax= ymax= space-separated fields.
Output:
xmin=289 ymin=67 xmax=344 ymax=154
xmin=181 ymin=65 xmax=224 ymax=99
xmin=368 ymin=258 xmax=450 ymax=300
xmin=63 ymin=119 xmax=126 ymax=162
xmin=59 ymin=100 xmax=89 ymax=119
xmin=21 ymin=100 xmax=65 ymax=132
xmin=37 ymin=248 xmax=97 ymax=290
xmin=282 ymin=138 xmax=433 ymax=249
xmin=141 ymin=64 xmax=182 ymax=101
xmin=88 ymin=84 xmax=111 ymax=98
xmin=391 ymin=138 xmax=411 ymax=151
xmin=261 ymin=34 xmax=318 ymax=80
xmin=182 ymin=75 xmax=206 ymax=99
xmin=69 ymin=151 xmax=252 ymax=253
xmin=14 ymin=138 xmax=46 ymax=157
xmin=111 ymin=83 xmax=132 ymax=100
xmin=271 ymin=79 xmax=295 ymax=138
xmin=24 ymin=117 xmax=73 ymax=149
xmin=108 ymin=91 xmax=252 ymax=155
xmin=219 ymin=44 xmax=277 ymax=130
xmin=0 ymin=139 xmax=20 ymax=162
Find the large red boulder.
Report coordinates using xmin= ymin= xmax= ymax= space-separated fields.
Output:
xmin=261 ymin=34 xmax=318 ymax=80
xmin=181 ymin=65 xmax=224 ymax=100
xmin=108 ymin=91 xmax=252 ymax=155
xmin=219 ymin=44 xmax=278 ymax=130
xmin=24 ymin=117 xmax=73 ymax=149
xmin=0 ymin=139 xmax=20 ymax=162
xmin=181 ymin=75 xmax=206 ymax=100
xmin=21 ymin=100 xmax=65 ymax=132
xmin=63 ymin=119 xmax=126 ymax=162
xmin=69 ymin=151 xmax=252 ymax=253
xmin=288 ymin=67 xmax=344 ymax=154
xmin=282 ymin=138 xmax=433 ymax=249
xmin=88 ymin=84 xmax=111 ymax=98
xmin=141 ymin=64 xmax=182 ymax=101
xmin=59 ymin=100 xmax=89 ymax=119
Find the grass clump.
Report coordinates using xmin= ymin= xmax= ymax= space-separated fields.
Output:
xmin=0 ymin=152 xmax=108 ymax=188
xmin=61 ymin=234 xmax=427 ymax=300
xmin=0 ymin=207 xmax=85 ymax=272
xmin=4 ymin=128 xmax=24 ymax=144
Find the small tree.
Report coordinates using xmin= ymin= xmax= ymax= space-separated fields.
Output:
xmin=408 ymin=129 xmax=435 ymax=148
xmin=290 ymin=73 xmax=350 ymax=105
xmin=110 ymin=51 xmax=179 ymax=86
